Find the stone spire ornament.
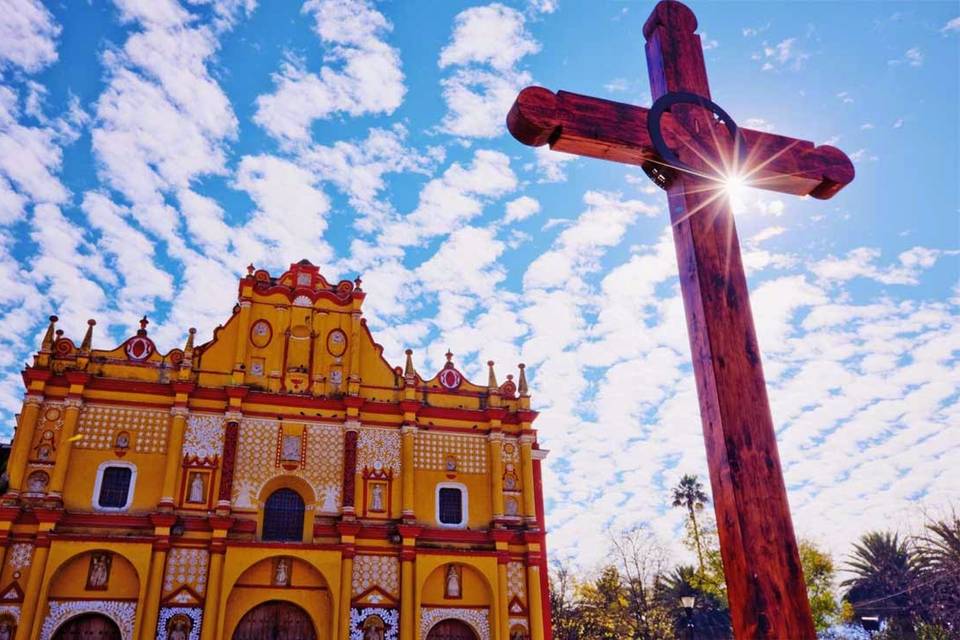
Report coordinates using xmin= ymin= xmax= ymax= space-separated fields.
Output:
xmin=487 ymin=361 xmax=498 ymax=392
xmin=80 ymin=319 xmax=96 ymax=353
xmin=404 ymin=348 xmax=416 ymax=381
xmin=517 ymin=363 xmax=529 ymax=397
xmin=138 ymin=315 xmax=149 ymax=336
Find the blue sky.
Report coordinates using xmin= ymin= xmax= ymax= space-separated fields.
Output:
xmin=1 ymin=0 xmax=957 ymax=569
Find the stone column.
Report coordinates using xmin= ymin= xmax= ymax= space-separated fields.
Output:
xmin=519 ymin=435 xmax=537 ymax=526
xmin=400 ymin=424 xmax=416 ymax=521
xmin=488 ymin=431 xmax=504 ymax=522
xmin=21 ymin=514 xmax=59 ymax=640
xmin=5 ymin=394 xmax=43 ymax=497
xmin=338 ymin=550 xmax=354 ymax=640
xmin=160 ymin=406 xmax=189 ymax=508
xmin=139 ymin=528 xmax=171 ymax=640
xmin=341 ymin=424 xmax=359 ymax=518
xmin=216 ymin=417 xmax=240 ymax=514
xmin=46 ymin=394 xmax=84 ymax=501
xmin=200 ymin=518 xmax=230 ymax=640
xmin=526 ymin=561 xmax=545 ymax=640
xmin=497 ymin=557 xmax=510 ymax=640
xmin=398 ymin=526 xmax=419 ymax=640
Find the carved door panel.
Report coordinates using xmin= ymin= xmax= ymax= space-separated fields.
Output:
xmin=426 ymin=620 xmax=478 ymax=640
xmin=52 ymin=614 xmax=122 ymax=640
xmin=232 ymin=601 xmax=317 ymax=640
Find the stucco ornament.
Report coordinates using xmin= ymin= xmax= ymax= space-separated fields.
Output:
xmin=352 ymin=555 xmax=399 ymax=597
xmin=156 ymin=607 xmax=202 ymax=640
xmin=40 ymin=600 xmax=136 ymax=640
xmin=357 ymin=428 xmax=401 ymax=472
xmin=0 ymin=606 xmax=18 ymax=623
xmin=420 ymin=607 xmax=489 ymax=640
xmin=182 ymin=414 xmax=224 ymax=460
xmin=163 ymin=548 xmax=209 ymax=597
xmin=507 ymin=562 xmax=526 ymax=601
xmin=6 ymin=544 xmax=32 ymax=571
xmin=349 ymin=607 xmax=398 ymax=640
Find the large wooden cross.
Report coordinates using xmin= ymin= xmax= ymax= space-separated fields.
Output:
xmin=507 ymin=1 xmax=854 ymax=638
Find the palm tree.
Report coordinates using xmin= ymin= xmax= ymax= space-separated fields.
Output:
xmin=842 ymin=531 xmax=918 ymax=636
xmin=913 ymin=513 xmax=960 ymax=632
xmin=672 ymin=474 xmax=709 ymax=574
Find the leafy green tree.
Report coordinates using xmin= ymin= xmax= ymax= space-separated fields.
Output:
xmin=672 ymin=474 xmax=710 ymax=575
xmin=610 ymin=526 xmax=676 ymax=640
xmin=656 ymin=565 xmax=731 ymax=639
xmin=798 ymin=539 xmax=839 ymax=631
xmin=842 ymin=531 xmax=918 ymax=637
xmin=577 ymin=566 xmax=632 ymax=640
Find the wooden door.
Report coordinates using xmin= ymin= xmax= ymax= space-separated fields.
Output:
xmin=426 ymin=619 xmax=478 ymax=640
xmin=232 ymin=601 xmax=317 ymax=640
xmin=52 ymin=614 xmax=121 ymax=640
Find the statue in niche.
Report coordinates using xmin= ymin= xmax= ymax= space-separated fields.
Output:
xmin=505 ymin=497 xmax=519 ymax=517
xmin=362 ymin=616 xmax=385 ymax=640
xmin=445 ymin=456 xmax=457 ymax=472
xmin=510 ymin=627 xmax=529 ymax=640
xmin=370 ymin=483 xmax=385 ymax=512
xmin=37 ymin=446 xmax=51 ymax=461
xmin=445 ymin=564 xmax=461 ymax=598
xmin=86 ymin=552 xmax=111 ymax=590
xmin=187 ymin=473 xmax=205 ymax=503
xmin=115 ymin=431 xmax=130 ymax=449
xmin=274 ymin=558 xmax=291 ymax=586
xmin=321 ymin=486 xmax=338 ymax=513
xmin=26 ymin=471 xmax=48 ymax=493
xmin=166 ymin=615 xmax=191 ymax=640
xmin=0 ymin=616 xmax=14 ymax=640
xmin=281 ymin=435 xmax=301 ymax=461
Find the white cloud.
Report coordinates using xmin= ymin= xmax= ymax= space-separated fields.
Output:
xmin=888 ymin=47 xmax=924 ymax=67
xmin=755 ymin=37 xmax=810 ymax=71
xmin=0 ymin=0 xmax=60 ymax=73
xmin=438 ymin=3 xmax=539 ymax=138
xmin=531 ymin=145 xmax=574 ymax=182
xmin=254 ymin=0 xmax=405 ymax=144
xmin=942 ymin=16 xmax=960 ymax=33
xmin=811 ymin=246 xmax=947 ymax=285
xmin=503 ymin=195 xmax=540 ymax=224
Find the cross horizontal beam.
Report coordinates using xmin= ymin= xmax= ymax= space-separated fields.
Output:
xmin=507 ymin=86 xmax=855 ymax=200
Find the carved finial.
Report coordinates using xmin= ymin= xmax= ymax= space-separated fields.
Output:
xmin=40 ymin=315 xmax=58 ymax=351
xmin=138 ymin=315 xmax=149 ymax=336
xmin=55 ymin=329 xmax=63 ymax=339
xmin=444 ymin=349 xmax=454 ymax=367
xmin=487 ymin=360 xmax=498 ymax=391
xmin=184 ymin=327 xmax=196 ymax=354
xmin=247 ymin=263 xmax=255 ymax=276
xmin=354 ymin=275 xmax=363 ymax=291
xmin=404 ymin=348 xmax=416 ymax=378
xmin=80 ymin=319 xmax=96 ymax=352
xmin=517 ymin=363 xmax=529 ymax=396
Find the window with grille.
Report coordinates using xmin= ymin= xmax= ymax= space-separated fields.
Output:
xmin=97 ymin=466 xmax=132 ymax=509
xmin=438 ymin=487 xmax=465 ymax=526
xmin=262 ymin=488 xmax=305 ymax=541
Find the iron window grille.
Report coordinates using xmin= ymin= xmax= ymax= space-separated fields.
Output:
xmin=98 ymin=466 xmax=132 ymax=508
xmin=438 ymin=487 xmax=464 ymax=525
xmin=262 ymin=488 xmax=305 ymax=541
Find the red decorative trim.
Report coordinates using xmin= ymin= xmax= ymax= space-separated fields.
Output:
xmin=225 ymin=386 xmax=249 ymax=400
xmin=149 ymin=513 xmax=178 ymax=527
xmin=337 ymin=520 xmax=362 ymax=537
xmin=171 ymin=381 xmax=196 ymax=395
xmin=342 ymin=430 xmax=358 ymax=509
xmin=249 ymin=319 xmax=273 ymax=349
xmin=22 ymin=368 xmax=52 ymax=384
xmin=326 ymin=329 xmax=348 ymax=358
xmin=0 ymin=581 xmax=24 ymax=603
xmin=64 ymin=371 xmax=92 ymax=386
xmin=217 ymin=421 xmax=239 ymax=504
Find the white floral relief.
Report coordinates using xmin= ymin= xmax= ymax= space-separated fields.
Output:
xmin=507 ymin=562 xmax=526 ymax=603
xmin=75 ymin=404 xmax=168 ymax=453
xmin=163 ymin=548 xmax=209 ymax=597
xmin=352 ymin=555 xmax=399 ymax=597
xmin=156 ymin=607 xmax=202 ymax=640
xmin=414 ymin=432 xmax=487 ymax=474
xmin=233 ymin=419 xmax=343 ymax=509
xmin=0 ymin=605 xmax=18 ymax=622
xmin=349 ymin=607 xmax=398 ymax=640
xmin=357 ymin=428 xmax=401 ymax=472
xmin=420 ymin=607 xmax=489 ymax=640
xmin=6 ymin=544 xmax=32 ymax=571
xmin=40 ymin=600 xmax=136 ymax=640
xmin=182 ymin=414 xmax=224 ymax=460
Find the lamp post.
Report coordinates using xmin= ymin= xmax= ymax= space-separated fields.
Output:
xmin=680 ymin=595 xmax=695 ymax=640
xmin=861 ymin=616 xmax=880 ymax=637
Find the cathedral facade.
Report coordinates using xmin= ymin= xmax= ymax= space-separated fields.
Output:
xmin=0 ymin=261 xmax=552 ymax=640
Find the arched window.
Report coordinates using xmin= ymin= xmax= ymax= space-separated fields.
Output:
xmin=92 ymin=461 xmax=137 ymax=512
xmin=262 ymin=488 xmax=305 ymax=541
xmin=435 ymin=483 xmax=468 ymax=528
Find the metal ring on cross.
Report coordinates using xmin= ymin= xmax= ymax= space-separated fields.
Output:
xmin=645 ymin=91 xmax=746 ymax=186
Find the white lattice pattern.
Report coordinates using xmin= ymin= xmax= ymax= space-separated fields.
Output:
xmin=76 ymin=404 xmax=168 ymax=453
xmin=357 ymin=428 xmax=401 ymax=472
xmin=414 ymin=432 xmax=487 ymax=474
xmin=156 ymin=607 xmax=202 ymax=640
xmin=6 ymin=544 xmax=31 ymax=571
xmin=352 ymin=554 xmax=399 ymax=597
xmin=163 ymin=548 xmax=209 ymax=597
xmin=349 ymin=608 xmax=398 ymax=640
xmin=233 ymin=419 xmax=342 ymax=509
xmin=420 ymin=607 xmax=489 ymax=640
xmin=0 ymin=605 xmax=18 ymax=622
xmin=507 ymin=562 xmax=526 ymax=602
xmin=182 ymin=414 xmax=223 ymax=460
xmin=40 ymin=600 xmax=136 ymax=640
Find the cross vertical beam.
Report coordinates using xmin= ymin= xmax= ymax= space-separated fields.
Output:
xmin=644 ymin=3 xmax=815 ymax=637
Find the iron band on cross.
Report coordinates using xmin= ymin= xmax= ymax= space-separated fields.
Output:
xmin=645 ymin=91 xmax=746 ymax=189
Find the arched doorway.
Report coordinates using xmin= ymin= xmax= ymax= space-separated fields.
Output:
xmin=52 ymin=613 xmax=121 ymax=640
xmin=232 ymin=600 xmax=316 ymax=640
xmin=426 ymin=619 xmax=479 ymax=640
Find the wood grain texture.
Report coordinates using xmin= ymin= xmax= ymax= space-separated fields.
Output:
xmin=503 ymin=0 xmax=859 ymax=637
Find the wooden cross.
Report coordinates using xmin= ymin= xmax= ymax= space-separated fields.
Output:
xmin=507 ymin=2 xmax=854 ymax=638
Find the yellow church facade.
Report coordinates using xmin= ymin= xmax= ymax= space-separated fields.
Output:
xmin=0 ymin=260 xmax=553 ymax=640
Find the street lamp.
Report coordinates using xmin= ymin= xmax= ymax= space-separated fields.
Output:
xmin=861 ymin=616 xmax=880 ymax=636
xmin=680 ymin=596 xmax=695 ymax=640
